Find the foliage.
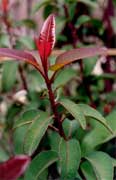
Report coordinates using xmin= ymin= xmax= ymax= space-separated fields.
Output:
xmin=0 ymin=0 xmax=116 ymax=179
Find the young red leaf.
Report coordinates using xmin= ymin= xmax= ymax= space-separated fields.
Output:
xmin=35 ymin=14 xmax=55 ymax=70
xmin=50 ymin=47 xmax=107 ymax=71
xmin=0 ymin=155 xmax=30 ymax=180
xmin=2 ymin=0 xmax=9 ymax=13
xmin=0 ymin=48 xmax=43 ymax=73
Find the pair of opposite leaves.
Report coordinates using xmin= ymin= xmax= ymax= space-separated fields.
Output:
xmin=0 ymin=14 xmax=107 ymax=77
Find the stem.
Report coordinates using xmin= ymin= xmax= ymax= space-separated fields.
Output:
xmin=45 ymin=76 xmax=66 ymax=140
xmin=18 ymin=64 xmax=28 ymax=91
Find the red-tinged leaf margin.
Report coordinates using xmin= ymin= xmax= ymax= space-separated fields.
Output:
xmin=0 ymin=155 xmax=30 ymax=180
xmin=50 ymin=47 xmax=107 ymax=71
xmin=35 ymin=14 xmax=55 ymax=71
xmin=0 ymin=48 xmax=44 ymax=75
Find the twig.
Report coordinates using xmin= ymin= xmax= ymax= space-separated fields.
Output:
xmin=48 ymin=125 xmax=59 ymax=132
xmin=18 ymin=64 xmax=28 ymax=91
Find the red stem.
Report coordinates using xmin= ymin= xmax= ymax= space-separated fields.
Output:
xmin=45 ymin=76 xmax=66 ymax=140
xmin=18 ymin=64 xmax=28 ymax=91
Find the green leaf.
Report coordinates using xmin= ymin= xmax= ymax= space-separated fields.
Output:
xmin=81 ymin=110 xmax=116 ymax=155
xmin=78 ymin=0 xmax=98 ymax=8
xmin=31 ymin=0 xmax=51 ymax=14
xmin=0 ymin=34 xmax=10 ymax=47
xmin=85 ymin=151 xmax=113 ymax=180
xmin=0 ymin=147 xmax=9 ymax=162
xmin=68 ymin=2 xmax=77 ymax=20
xmin=2 ymin=61 xmax=18 ymax=92
xmin=81 ymin=161 xmax=96 ymax=180
xmin=59 ymin=98 xmax=86 ymax=129
xmin=18 ymin=36 xmax=35 ymax=50
xmin=48 ymin=131 xmax=61 ymax=152
xmin=14 ymin=109 xmax=39 ymax=129
xmin=83 ymin=57 xmax=98 ymax=76
xmin=111 ymin=157 xmax=116 ymax=167
xmin=14 ymin=125 xmax=30 ymax=154
xmin=27 ymin=70 xmax=46 ymax=92
xmin=23 ymin=111 xmax=53 ymax=155
xmin=15 ymin=19 xmax=36 ymax=29
xmin=54 ymin=68 xmax=76 ymax=88
xmin=78 ymin=104 xmax=113 ymax=133
xmin=75 ymin=173 xmax=83 ymax=180
xmin=14 ymin=110 xmax=40 ymax=154
xmin=24 ymin=150 xmax=58 ymax=180
xmin=62 ymin=118 xmax=78 ymax=138
xmin=75 ymin=15 xmax=91 ymax=28
xmin=59 ymin=139 xmax=81 ymax=180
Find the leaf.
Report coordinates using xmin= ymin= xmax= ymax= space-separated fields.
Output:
xmin=78 ymin=104 xmax=113 ymax=133
xmin=85 ymin=151 xmax=113 ymax=180
xmin=59 ymin=139 xmax=81 ymax=180
xmin=0 ymin=48 xmax=42 ymax=72
xmin=81 ymin=161 xmax=96 ymax=180
xmin=24 ymin=150 xmax=58 ymax=180
xmin=0 ymin=155 xmax=30 ymax=180
xmin=2 ymin=0 xmax=8 ymax=12
xmin=14 ymin=110 xmax=40 ymax=154
xmin=75 ymin=15 xmax=91 ymax=28
xmin=15 ymin=19 xmax=36 ymax=29
xmin=62 ymin=118 xmax=78 ymax=138
xmin=35 ymin=14 xmax=55 ymax=70
xmin=48 ymin=131 xmax=61 ymax=152
xmin=14 ymin=109 xmax=39 ymax=129
xmin=2 ymin=61 xmax=18 ymax=92
xmin=78 ymin=0 xmax=98 ymax=8
xmin=0 ymin=147 xmax=9 ymax=162
xmin=18 ymin=36 xmax=36 ymax=50
xmin=54 ymin=68 xmax=77 ymax=88
xmin=27 ymin=69 xmax=46 ymax=92
xmin=59 ymin=98 xmax=87 ymax=129
xmin=50 ymin=47 xmax=107 ymax=71
xmin=0 ymin=34 xmax=10 ymax=47
xmin=111 ymin=157 xmax=116 ymax=167
xmin=31 ymin=0 xmax=51 ymax=14
xmin=83 ymin=56 xmax=98 ymax=76
xmin=23 ymin=111 xmax=53 ymax=155
xmin=81 ymin=110 xmax=116 ymax=155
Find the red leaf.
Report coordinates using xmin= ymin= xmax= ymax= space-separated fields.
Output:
xmin=0 ymin=48 xmax=43 ymax=73
xmin=2 ymin=0 xmax=9 ymax=13
xmin=0 ymin=155 xmax=30 ymax=180
xmin=35 ymin=14 xmax=55 ymax=70
xmin=50 ymin=47 xmax=107 ymax=71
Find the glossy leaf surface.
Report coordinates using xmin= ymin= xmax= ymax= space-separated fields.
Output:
xmin=50 ymin=47 xmax=107 ymax=71
xmin=35 ymin=14 xmax=55 ymax=69
xmin=0 ymin=155 xmax=30 ymax=180
xmin=25 ymin=150 xmax=58 ymax=180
